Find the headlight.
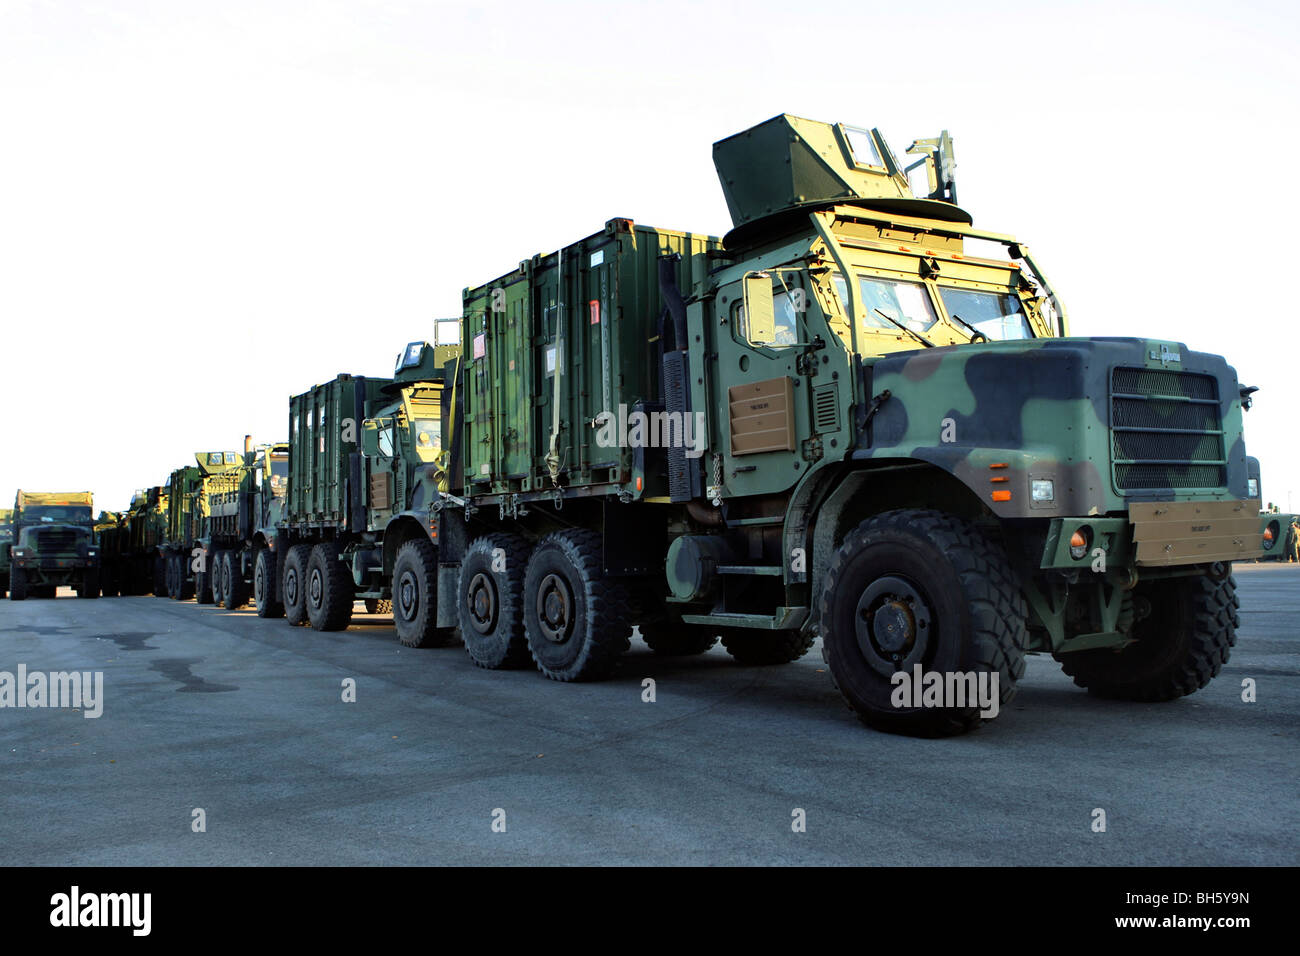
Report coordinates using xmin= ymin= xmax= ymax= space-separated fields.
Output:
xmin=1031 ymin=479 xmax=1055 ymax=503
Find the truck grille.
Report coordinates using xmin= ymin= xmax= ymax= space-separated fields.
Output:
xmin=36 ymin=529 xmax=81 ymax=551
xmin=1110 ymin=367 xmax=1225 ymax=491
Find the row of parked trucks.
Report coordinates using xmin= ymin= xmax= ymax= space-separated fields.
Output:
xmin=4 ymin=114 xmax=1283 ymax=734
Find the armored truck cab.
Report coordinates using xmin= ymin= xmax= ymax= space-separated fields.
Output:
xmin=8 ymin=491 xmax=100 ymax=600
xmin=426 ymin=114 xmax=1270 ymax=735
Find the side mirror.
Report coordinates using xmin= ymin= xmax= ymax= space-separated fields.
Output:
xmin=361 ymin=419 xmax=381 ymax=457
xmin=743 ymin=273 xmax=776 ymax=346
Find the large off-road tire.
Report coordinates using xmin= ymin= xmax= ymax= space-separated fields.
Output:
xmin=819 ymin=509 xmax=1027 ymax=737
xmin=8 ymin=566 xmax=27 ymax=601
xmin=1057 ymin=572 xmax=1238 ymax=701
xmin=392 ymin=537 xmax=450 ymax=648
xmin=458 ymin=534 xmax=531 ymax=669
xmin=211 ymin=550 xmax=229 ymax=608
xmin=80 ymin=567 xmax=100 ymax=599
xmin=364 ymin=599 xmax=393 ymax=615
xmin=226 ymin=551 xmax=250 ymax=610
xmin=153 ymin=555 xmax=167 ymax=597
xmin=166 ymin=555 xmax=179 ymax=599
xmin=282 ymin=544 xmax=313 ymax=626
xmin=306 ymin=542 xmax=354 ymax=632
xmin=195 ymin=549 xmax=214 ymax=605
xmin=640 ymin=621 xmax=720 ymax=656
xmin=721 ymin=628 xmax=814 ymax=664
xmin=523 ymin=529 xmax=631 ymax=681
xmin=254 ymin=549 xmax=283 ymax=618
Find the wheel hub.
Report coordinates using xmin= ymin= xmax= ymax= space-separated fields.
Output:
xmin=537 ymin=572 xmax=573 ymax=643
xmin=854 ymin=575 xmax=933 ymax=676
xmin=308 ymin=568 xmax=323 ymax=608
xmin=398 ymin=570 xmax=418 ymax=621
xmin=467 ymin=572 xmax=497 ymax=634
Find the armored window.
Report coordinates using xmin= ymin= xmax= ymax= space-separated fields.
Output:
xmin=938 ymin=287 xmax=1033 ymax=340
xmin=225 ymin=452 xmax=238 ymax=464
xmin=833 ymin=275 xmax=939 ymax=334
xmin=733 ymin=291 xmax=799 ymax=349
xmin=842 ymin=126 xmax=883 ymax=170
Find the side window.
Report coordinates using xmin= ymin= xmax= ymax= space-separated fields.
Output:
xmin=733 ymin=290 xmax=799 ymax=348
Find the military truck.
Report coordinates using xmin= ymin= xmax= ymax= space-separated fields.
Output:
xmin=94 ymin=510 xmax=127 ymax=596
xmin=200 ymin=437 xmax=289 ymax=614
xmin=96 ymin=488 xmax=169 ymax=596
xmin=160 ymin=453 xmax=240 ymax=603
xmin=0 ymin=508 xmax=13 ymax=598
xmin=276 ymin=334 xmax=459 ymax=641
xmin=8 ymin=491 xmax=100 ymax=600
xmin=401 ymin=113 xmax=1273 ymax=735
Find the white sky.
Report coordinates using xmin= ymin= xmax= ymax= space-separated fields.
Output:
xmin=2 ymin=0 xmax=1298 ymax=512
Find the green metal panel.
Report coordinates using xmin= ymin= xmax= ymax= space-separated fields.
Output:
xmin=286 ymin=374 xmax=393 ymax=527
xmin=460 ymin=218 xmax=722 ymax=500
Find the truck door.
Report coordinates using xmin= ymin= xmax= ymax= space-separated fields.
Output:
xmin=709 ymin=271 xmax=814 ymax=499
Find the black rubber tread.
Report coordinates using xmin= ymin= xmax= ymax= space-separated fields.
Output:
xmin=211 ymin=550 xmax=228 ymax=608
xmin=1058 ymin=572 xmax=1239 ymax=701
xmin=79 ymin=567 xmax=100 ymax=599
xmin=195 ymin=548 xmax=214 ymax=605
xmin=720 ymin=627 xmax=813 ymax=665
xmin=363 ymin=599 xmax=393 ymax=615
xmin=306 ymin=541 xmax=354 ymax=631
xmin=254 ymin=549 xmax=284 ymax=618
xmin=153 ymin=555 xmax=168 ymax=597
xmin=458 ymin=533 xmax=532 ymax=669
xmin=392 ymin=537 xmax=451 ymax=647
xmin=523 ymin=529 xmax=631 ymax=681
xmin=640 ymin=622 xmax=720 ymax=656
xmin=8 ymin=566 xmax=27 ymax=601
xmin=226 ymin=551 xmax=250 ymax=610
xmin=818 ymin=508 xmax=1027 ymax=737
xmin=282 ymin=544 xmax=313 ymax=626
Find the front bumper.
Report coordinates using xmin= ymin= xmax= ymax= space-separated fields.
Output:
xmin=1040 ymin=499 xmax=1269 ymax=570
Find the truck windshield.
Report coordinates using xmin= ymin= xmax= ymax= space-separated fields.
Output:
xmin=938 ymin=288 xmax=1033 ymax=340
xmin=21 ymin=506 xmax=92 ymax=523
xmin=832 ymin=275 xmax=939 ymax=333
xmin=270 ymin=456 xmax=288 ymax=479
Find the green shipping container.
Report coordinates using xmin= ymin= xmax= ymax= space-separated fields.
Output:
xmin=286 ymin=374 xmax=393 ymax=528
xmin=459 ymin=217 xmax=722 ymax=500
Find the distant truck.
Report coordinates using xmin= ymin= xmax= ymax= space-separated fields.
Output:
xmin=275 ymin=331 xmax=460 ymax=642
xmin=0 ymin=508 xmax=12 ymax=598
xmin=7 ymin=491 xmax=100 ymax=600
xmin=97 ymin=487 xmax=169 ymax=596
xmin=160 ymin=453 xmax=242 ymax=603
xmin=200 ymin=437 xmax=289 ymax=614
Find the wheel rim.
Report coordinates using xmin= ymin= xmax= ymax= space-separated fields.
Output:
xmin=397 ymin=569 xmax=419 ymax=622
xmin=854 ymin=574 xmax=933 ymax=677
xmin=308 ymin=567 xmax=323 ymax=610
xmin=284 ymin=567 xmax=299 ymax=606
xmin=536 ymin=572 xmax=574 ymax=644
xmin=466 ymin=571 xmax=498 ymax=635
xmin=254 ymin=562 xmax=264 ymax=603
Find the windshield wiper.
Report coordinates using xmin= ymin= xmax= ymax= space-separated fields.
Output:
xmin=875 ymin=309 xmax=935 ymax=348
xmin=948 ymin=313 xmax=988 ymax=344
